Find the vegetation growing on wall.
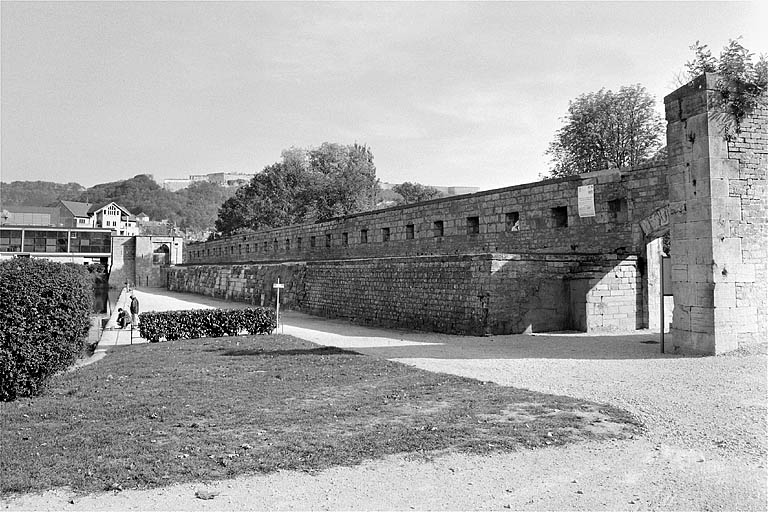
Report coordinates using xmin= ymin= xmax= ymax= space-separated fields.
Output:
xmin=684 ymin=38 xmax=768 ymax=136
xmin=0 ymin=258 xmax=93 ymax=401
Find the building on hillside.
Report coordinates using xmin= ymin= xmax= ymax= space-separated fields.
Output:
xmin=88 ymin=201 xmax=139 ymax=236
xmin=162 ymin=172 xmax=254 ymax=191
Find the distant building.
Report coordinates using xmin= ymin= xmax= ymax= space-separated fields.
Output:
xmin=162 ymin=172 xmax=254 ymax=191
xmin=379 ymin=182 xmax=480 ymax=196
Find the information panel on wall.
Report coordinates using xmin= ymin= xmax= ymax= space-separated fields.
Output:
xmin=578 ymin=184 xmax=596 ymax=217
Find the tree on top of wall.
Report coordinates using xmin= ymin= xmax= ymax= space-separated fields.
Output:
xmin=683 ymin=38 xmax=768 ymax=136
xmin=545 ymin=84 xmax=665 ymax=178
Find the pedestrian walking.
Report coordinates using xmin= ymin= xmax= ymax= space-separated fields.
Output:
xmin=129 ymin=293 xmax=140 ymax=326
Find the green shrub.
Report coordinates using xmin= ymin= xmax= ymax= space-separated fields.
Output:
xmin=0 ymin=258 xmax=94 ymax=401
xmin=138 ymin=307 xmax=276 ymax=343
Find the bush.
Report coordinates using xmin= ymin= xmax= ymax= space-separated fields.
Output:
xmin=0 ymin=258 xmax=94 ymax=401
xmin=138 ymin=307 xmax=276 ymax=343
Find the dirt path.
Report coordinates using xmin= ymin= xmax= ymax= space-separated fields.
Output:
xmin=4 ymin=299 xmax=766 ymax=511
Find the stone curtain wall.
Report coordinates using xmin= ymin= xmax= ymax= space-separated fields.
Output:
xmin=185 ymin=164 xmax=669 ymax=266
xmin=664 ymin=73 xmax=767 ymax=353
xmin=168 ymin=253 xmax=644 ymax=336
xmin=170 ymin=164 xmax=668 ymax=336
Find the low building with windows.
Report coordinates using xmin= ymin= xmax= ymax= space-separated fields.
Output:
xmin=0 ymin=226 xmax=113 ymax=266
xmin=0 ymin=227 xmax=183 ymax=288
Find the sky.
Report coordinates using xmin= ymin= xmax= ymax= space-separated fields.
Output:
xmin=1 ymin=1 xmax=766 ymax=191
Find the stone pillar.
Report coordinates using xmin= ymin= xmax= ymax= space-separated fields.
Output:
xmin=664 ymin=73 xmax=767 ymax=354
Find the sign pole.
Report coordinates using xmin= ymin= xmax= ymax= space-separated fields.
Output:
xmin=660 ymin=253 xmax=664 ymax=353
xmin=273 ymin=277 xmax=285 ymax=333
xmin=275 ymin=277 xmax=280 ymax=330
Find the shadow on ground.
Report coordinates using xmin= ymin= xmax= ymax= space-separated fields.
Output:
xmin=280 ymin=311 xmax=683 ymax=361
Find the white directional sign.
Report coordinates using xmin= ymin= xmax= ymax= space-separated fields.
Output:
xmin=273 ymin=283 xmax=285 ymax=289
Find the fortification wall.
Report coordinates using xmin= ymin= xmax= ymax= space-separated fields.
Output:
xmin=172 ymin=164 xmax=666 ymax=335
xmin=168 ymin=252 xmax=643 ymax=335
xmin=185 ymin=164 xmax=668 ymax=265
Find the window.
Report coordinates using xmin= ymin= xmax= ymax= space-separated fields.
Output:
xmin=406 ymin=224 xmax=414 ymax=240
xmin=273 ymin=239 xmax=278 ymax=252
xmin=263 ymin=241 xmax=268 ymax=252
xmin=433 ymin=220 xmax=444 ymax=237
xmin=245 ymin=244 xmax=250 ymax=253
xmin=297 ymin=237 xmax=302 ymax=250
xmin=325 ymin=233 xmax=332 ymax=248
xmin=285 ymin=238 xmax=291 ymax=251
xmin=467 ymin=216 xmax=480 ymax=234
xmin=310 ymin=236 xmax=316 ymax=248
xmin=608 ymin=198 xmax=628 ymax=222
xmin=342 ymin=232 xmax=348 ymax=246
xmin=360 ymin=229 xmax=368 ymax=244
xmin=506 ymin=212 xmax=520 ymax=231
xmin=552 ymin=206 xmax=568 ymax=228
xmin=381 ymin=227 xmax=390 ymax=242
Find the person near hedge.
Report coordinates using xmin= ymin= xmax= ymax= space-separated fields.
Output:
xmin=117 ymin=308 xmax=130 ymax=329
xmin=129 ymin=294 xmax=139 ymax=326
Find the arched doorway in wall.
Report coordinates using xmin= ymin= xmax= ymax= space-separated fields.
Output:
xmin=639 ymin=206 xmax=674 ymax=334
xmin=153 ymin=244 xmax=170 ymax=266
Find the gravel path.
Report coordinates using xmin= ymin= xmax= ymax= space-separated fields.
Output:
xmin=3 ymin=295 xmax=766 ymax=511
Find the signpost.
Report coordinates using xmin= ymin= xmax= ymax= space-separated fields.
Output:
xmin=273 ymin=278 xmax=285 ymax=331
xmin=660 ymin=255 xmax=672 ymax=353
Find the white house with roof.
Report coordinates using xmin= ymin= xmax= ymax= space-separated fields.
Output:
xmin=87 ymin=201 xmax=139 ymax=236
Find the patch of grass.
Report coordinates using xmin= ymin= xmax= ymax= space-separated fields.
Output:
xmin=0 ymin=335 xmax=641 ymax=495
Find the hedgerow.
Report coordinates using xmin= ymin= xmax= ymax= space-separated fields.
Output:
xmin=138 ymin=307 xmax=276 ymax=343
xmin=0 ymin=258 xmax=94 ymax=401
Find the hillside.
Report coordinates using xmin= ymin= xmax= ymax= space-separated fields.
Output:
xmin=1 ymin=175 xmax=238 ymax=232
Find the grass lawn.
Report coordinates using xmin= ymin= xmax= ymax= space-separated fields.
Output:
xmin=1 ymin=335 xmax=641 ymax=495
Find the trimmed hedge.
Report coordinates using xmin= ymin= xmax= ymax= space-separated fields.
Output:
xmin=0 ymin=258 xmax=94 ymax=401
xmin=138 ymin=307 xmax=277 ymax=343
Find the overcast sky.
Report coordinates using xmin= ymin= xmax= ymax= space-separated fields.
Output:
xmin=1 ymin=1 xmax=766 ymax=190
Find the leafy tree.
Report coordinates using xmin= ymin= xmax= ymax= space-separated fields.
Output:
xmin=685 ymin=38 xmax=768 ymax=133
xmin=215 ymin=143 xmax=380 ymax=235
xmin=391 ymin=182 xmax=444 ymax=204
xmin=546 ymin=84 xmax=664 ymax=178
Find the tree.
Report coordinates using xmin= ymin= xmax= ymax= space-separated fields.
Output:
xmin=546 ymin=84 xmax=664 ymax=178
xmin=215 ymin=143 xmax=381 ymax=235
xmin=391 ymin=182 xmax=444 ymax=204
